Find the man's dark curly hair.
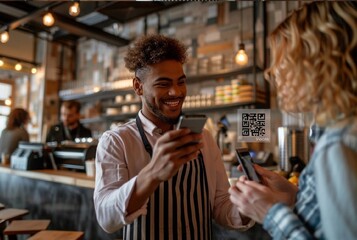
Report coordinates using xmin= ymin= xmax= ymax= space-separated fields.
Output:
xmin=124 ymin=34 xmax=188 ymax=73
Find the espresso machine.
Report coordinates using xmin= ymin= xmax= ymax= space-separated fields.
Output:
xmin=50 ymin=143 xmax=97 ymax=171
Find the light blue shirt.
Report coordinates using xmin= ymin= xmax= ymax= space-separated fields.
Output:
xmin=263 ymin=117 xmax=357 ymax=239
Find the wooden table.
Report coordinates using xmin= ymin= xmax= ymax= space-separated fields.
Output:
xmin=0 ymin=208 xmax=29 ymax=222
xmin=28 ymin=230 xmax=84 ymax=240
xmin=3 ymin=220 xmax=50 ymax=235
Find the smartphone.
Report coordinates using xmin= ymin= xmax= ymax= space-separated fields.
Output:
xmin=175 ymin=114 xmax=207 ymax=133
xmin=235 ymin=148 xmax=261 ymax=183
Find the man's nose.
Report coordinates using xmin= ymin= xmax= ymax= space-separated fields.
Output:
xmin=168 ymin=84 xmax=184 ymax=96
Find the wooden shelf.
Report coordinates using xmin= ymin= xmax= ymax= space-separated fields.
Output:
xmin=60 ymin=88 xmax=135 ymax=102
xmin=64 ymin=65 xmax=267 ymax=126
xmin=59 ymin=66 xmax=263 ymax=102
xmin=80 ymin=116 xmax=103 ymax=124
xmin=104 ymin=112 xmax=137 ymax=122
xmin=187 ymin=65 xmax=263 ymax=83
xmin=103 ymin=100 xmax=141 ymax=108
xmin=183 ymin=101 xmax=268 ymax=113
xmin=79 ymin=100 xmax=268 ymax=125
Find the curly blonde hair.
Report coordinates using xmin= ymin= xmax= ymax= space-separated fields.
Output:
xmin=265 ymin=1 xmax=357 ymax=126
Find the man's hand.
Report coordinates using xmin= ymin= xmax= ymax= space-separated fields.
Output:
xmin=127 ymin=128 xmax=203 ymax=214
xmin=148 ymin=128 xmax=203 ymax=182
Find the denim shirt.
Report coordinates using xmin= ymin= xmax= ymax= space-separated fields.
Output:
xmin=263 ymin=119 xmax=357 ymax=240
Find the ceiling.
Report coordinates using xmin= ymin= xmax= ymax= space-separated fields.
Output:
xmin=0 ymin=1 xmax=186 ymax=47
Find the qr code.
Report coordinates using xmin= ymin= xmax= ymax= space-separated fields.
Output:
xmin=238 ymin=109 xmax=270 ymax=142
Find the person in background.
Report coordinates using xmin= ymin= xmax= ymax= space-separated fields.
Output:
xmin=94 ymin=34 xmax=253 ymax=239
xmin=46 ymin=100 xmax=92 ymax=143
xmin=229 ymin=2 xmax=357 ymax=239
xmin=0 ymin=108 xmax=30 ymax=160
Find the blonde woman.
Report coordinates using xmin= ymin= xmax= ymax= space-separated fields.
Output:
xmin=229 ymin=2 xmax=357 ymax=239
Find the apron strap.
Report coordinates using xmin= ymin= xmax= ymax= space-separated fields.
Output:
xmin=136 ymin=114 xmax=153 ymax=157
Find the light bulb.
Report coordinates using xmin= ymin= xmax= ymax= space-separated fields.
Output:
xmin=0 ymin=60 xmax=4 ymax=66
xmin=0 ymin=31 xmax=9 ymax=43
xmin=43 ymin=12 xmax=55 ymax=26
xmin=93 ymin=86 xmax=100 ymax=93
xmin=31 ymin=67 xmax=37 ymax=74
xmin=15 ymin=63 xmax=22 ymax=71
xmin=69 ymin=2 xmax=80 ymax=16
xmin=235 ymin=43 xmax=248 ymax=66
xmin=5 ymin=98 xmax=11 ymax=106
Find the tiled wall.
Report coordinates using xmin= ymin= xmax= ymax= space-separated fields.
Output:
xmin=63 ymin=1 xmax=261 ymax=90
xmin=60 ymin=1 xmax=305 ymax=159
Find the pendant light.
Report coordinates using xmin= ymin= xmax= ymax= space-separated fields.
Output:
xmin=15 ymin=63 xmax=22 ymax=71
xmin=69 ymin=1 xmax=80 ymax=17
xmin=0 ymin=30 xmax=9 ymax=43
xmin=235 ymin=2 xmax=248 ymax=66
xmin=43 ymin=12 xmax=55 ymax=27
xmin=5 ymin=97 xmax=12 ymax=106
xmin=235 ymin=43 xmax=248 ymax=66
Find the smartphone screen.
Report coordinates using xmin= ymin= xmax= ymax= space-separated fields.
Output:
xmin=175 ymin=114 xmax=207 ymax=133
xmin=235 ymin=148 xmax=261 ymax=183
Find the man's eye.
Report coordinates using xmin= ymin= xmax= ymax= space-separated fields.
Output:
xmin=178 ymin=79 xmax=186 ymax=85
xmin=155 ymin=82 xmax=169 ymax=87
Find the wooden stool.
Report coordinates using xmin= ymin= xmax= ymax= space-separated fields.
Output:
xmin=0 ymin=219 xmax=6 ymax=240
xmin=0 ymin=208 xmax=29 ymax=240
xmin=0 ymin=208 xmax=29 ymax=222
xmin=3 ymin=220 xmax=50 ymax=238
xmin=28 ymin=230 xmax=84 ymax=240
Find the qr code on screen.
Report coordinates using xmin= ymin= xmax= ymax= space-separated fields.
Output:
xmin=238 ymin=109 xmax=270 ymax=142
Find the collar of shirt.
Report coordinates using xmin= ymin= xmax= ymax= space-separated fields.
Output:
xmin=138 ymin=110 xmax=164 ymax=136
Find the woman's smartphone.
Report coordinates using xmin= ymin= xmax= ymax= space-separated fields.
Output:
xmin=235 ymin=148 xmax=261 ymax=183
xmin=175 ymin=114 xmax=207 ymax=133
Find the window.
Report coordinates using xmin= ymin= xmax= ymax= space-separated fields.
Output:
xmin=0 ymin=81 xmax=13 ymax=132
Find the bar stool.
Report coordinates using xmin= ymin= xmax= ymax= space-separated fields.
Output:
xmin=0 ymin=220 xmax=5 ymax=240
xmin=0 ymin=209 xmax=29 ymax=222
xmin=28 ymin=230 xmax=84 ymax=240
xmin=3 ymin=220 xmax=50 ymax=240
xmin=0 ymin=208 xmax=29 ymax=240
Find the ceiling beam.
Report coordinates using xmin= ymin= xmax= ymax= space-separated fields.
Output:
xmin=0 ymin=2 xmax=64 ymax=32
xmin=0 ymin=1 xmax=130 ymax=47
xmin=50 ymin=12 xmax=130 ymax=47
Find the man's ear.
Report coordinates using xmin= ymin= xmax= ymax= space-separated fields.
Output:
xmin=133 ymin=77 xmax=143 ymax=96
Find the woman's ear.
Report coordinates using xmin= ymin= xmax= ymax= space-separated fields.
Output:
xmin=133 ymin=77 xmax=143 ymax=96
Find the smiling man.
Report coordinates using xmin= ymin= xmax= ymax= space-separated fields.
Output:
xmin=94 ymin=34 xmax=253 ymax=239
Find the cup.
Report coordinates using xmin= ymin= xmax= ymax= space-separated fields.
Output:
xmin=1 ymin=153 xmax=10 ymax=165
xmin=85 ymin=160 xmax=96 ymax=177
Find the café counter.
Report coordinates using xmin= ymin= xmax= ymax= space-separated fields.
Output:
xmin=0 ymin=164 xmax=271 ymax=240
xmin=0 ymin=164 xmax=121 ymax=240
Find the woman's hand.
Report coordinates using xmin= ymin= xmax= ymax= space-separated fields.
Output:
xmin=254 ymin=165 xmax=298 ymax=208
xmin=229 ymin=180 xmax=278 ymax=223
xmin=229 ymin=165 xmax=299 ymax=223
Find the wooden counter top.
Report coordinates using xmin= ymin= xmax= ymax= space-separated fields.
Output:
xmin=0 ymin=164 xmax=94 ymax=189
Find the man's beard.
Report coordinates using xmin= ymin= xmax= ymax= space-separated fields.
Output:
xmin=145 ymin=97 xmax=182 ymax=125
